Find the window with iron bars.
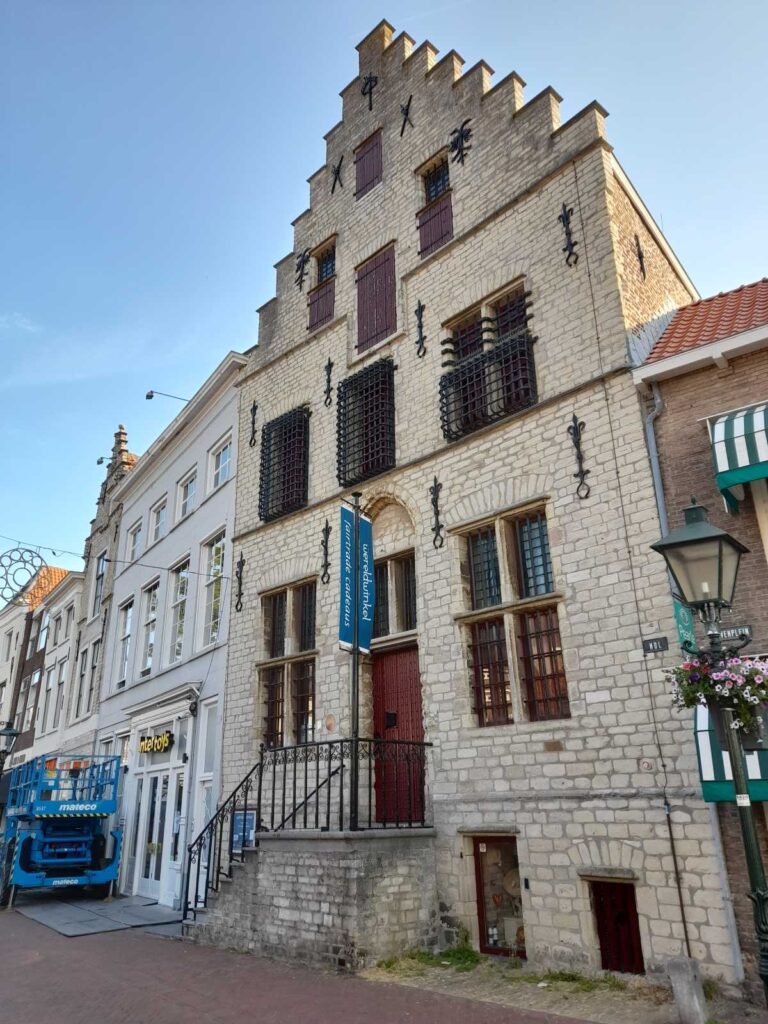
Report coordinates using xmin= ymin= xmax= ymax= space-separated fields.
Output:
xmin=258 ymin=407 xmax=311 ymax=522
xmin=462 ymin=509 xmax=568 ymax=725
xmin=439 ymin=289 xmax=537 ymax=442
xmin=308 ymin=244 xmax=336 ymax=332
xmin=260 ymin=580 xmax=317 ymax=747
xmin=418 ymin=158 xmax=453 ymax=257
xmin=336 ymin=358 xmax=396 ymax=487
xmin=371 ymin=552 xmax=417 ymax=640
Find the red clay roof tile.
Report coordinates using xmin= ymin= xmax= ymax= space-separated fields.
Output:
xmin=647 ymin=277 xmax=768 ymax=363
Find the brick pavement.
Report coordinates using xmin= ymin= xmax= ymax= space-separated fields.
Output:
xmin=0 ymin=912 xmax=588 ymax=1024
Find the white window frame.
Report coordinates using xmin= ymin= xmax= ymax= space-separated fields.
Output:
xmin=53 ymin=658 xmax=67 ymax=730
xmin=86 ymin=640 xmax=100 ymax=715
xmin=92 ymin=550 xmax=107 ymax=617
xmin=168 ymin=558 xmax=190 ymax=664
xmin=41 ymin=666 xmax=56 ymax=734
xmin=23 ymin=669 xmax=41 ymax=732
xmin=74 ymin=648 xmax=89 ymax=720
xmin=64 ymin=604 xmax=74 ymax=636
xmin=151 ymin=499 xmax=167 ymax=544
xmin=178 ymin=470 xmax=197 ymax=520
xmin=116 ymin=599 xmax=134 ymax=688
xmin=210 ymin=436 xmax=232 ymax=491
xmin=52 ymin=615 xmax=62 ymax=647
xmin=140 ymin=581 xmax=160 ymax=674
xmin=202 ymin=530 xmax=226 ymax=648
xmin=128 ymin=519 xmax=143 ymax=562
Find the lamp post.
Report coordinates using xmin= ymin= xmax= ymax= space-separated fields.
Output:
xmin=652 ymin=499 xmax=768 ymax=1005
xmin=0 ymin=721 xmax=20 ymax=780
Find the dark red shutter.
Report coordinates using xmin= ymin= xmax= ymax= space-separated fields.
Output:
xmin=417 ymin=191 xmax=453 ymax=257
xmin=308 ymin=278 xmax=335 ymax=332
xmin=356 ymin=245 xmax=396 ymax=351
xmin=355 ymin=130 xmax=382 ymax=199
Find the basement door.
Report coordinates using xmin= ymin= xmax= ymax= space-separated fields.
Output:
xmin=591 ymin=880 xmax=645 ymax=974
xmin=372 ymin=647 xmax=424 ymax=824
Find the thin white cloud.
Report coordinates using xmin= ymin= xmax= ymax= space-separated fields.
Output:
xmin=0 ymin=312 xmax=41 ymax=334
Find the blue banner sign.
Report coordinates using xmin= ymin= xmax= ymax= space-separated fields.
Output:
xmin=338 ymin=505 xmax=375 ymax=654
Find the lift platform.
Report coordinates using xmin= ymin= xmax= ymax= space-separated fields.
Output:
xmin=1 ymin=753 xmax=123 ymax=906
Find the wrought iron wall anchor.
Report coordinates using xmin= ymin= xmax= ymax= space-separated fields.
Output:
xmin=429 ymin=476 xmax=445 ymax=549
xmin=449 ymin=118 xmax=473 ymax=164
xmin=295 ymin=248 xmax=311 ymax=291
xmin=567 ymin=413 xmax=591 ymax=499
xmin=361 ymin=73 xmax=378 ymax=111
xmin=400 ymin=95 xmax=414 ymax=136
xmin=235 ymin=551 xmax=245 ymax=612
xmin=324 ymin=358 xmax=334 ymax=407
xmin=414 ymin=301 xmax=427 ymax=358
xmin=320 ymin=519 xmax=332 ymax=584
xmin=558 ymin=203 xmax=579 ymax=266
xmin=248 ymin=401 xmax=258 ymax=447
xmin=331 ymin=155 xmax=343 ymax=194
xmin=634 ymin=233 xmax=647 ymax=280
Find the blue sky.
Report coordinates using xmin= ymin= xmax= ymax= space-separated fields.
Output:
xmin=1 ymin=1 xmax=766 ymax=573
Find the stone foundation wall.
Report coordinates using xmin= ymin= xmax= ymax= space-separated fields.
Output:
xmin=189 ymin=831 xmax=440 ymax=970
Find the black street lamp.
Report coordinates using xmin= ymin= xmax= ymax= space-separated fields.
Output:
xmin=652 ymin=499 xmax=768 ymax=1006
xmin=0 ymin=721 xmax=20 ymax=779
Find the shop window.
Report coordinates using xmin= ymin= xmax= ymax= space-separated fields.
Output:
xmin=418 ymin=158 xmax=453 ymax=257
xmin=354 ymin=129 xmax=382 ymax=199
xmin=356 ymin=245 xmax=396 ymax=351
xmin=260 ymin=581 xmax=317 ymax=747
xmin=336 ymin=358 xmax=396 ymax=487
xmin=473 ymin=837 xmax=526 ymax=957
xmin=258 ymin=407 xmax=311 ymax=522
xmin=439 ymin=288 xmax=536 ymax=442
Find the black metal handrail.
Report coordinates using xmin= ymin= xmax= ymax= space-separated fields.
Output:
xmin=183 ymin=737 xmax=432 ymax=919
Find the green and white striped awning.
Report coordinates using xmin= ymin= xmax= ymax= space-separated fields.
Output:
xmin=710 ymin=403 xmax=768 ymax=508
xmin=695 ymin=705 xmax=768 ymax=801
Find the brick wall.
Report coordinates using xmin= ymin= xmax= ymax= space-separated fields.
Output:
xmin=189 ymin=831 xmax=440 ymax=969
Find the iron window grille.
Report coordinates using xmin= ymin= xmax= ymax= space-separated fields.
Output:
xmin=439 ymin=291 xmax=537 ymax=441
xmin=258 ymin=407 xmax=311 ymax=522
xmin=424 ymin=159 xmax=450 ymax=203
xmin=337 ymin=358 xmax=396 ymax=487
xmin=467 ymin=527 xmax=502 ymax=610
xmin=513 ymin=512 xmax=554 ymax=598
xmin=469 ymin=618 xmax=513 ymax=726
xmin=399 ymin=554 xmax=417 ymax=631
xmin=354 ymin=129 xmax=382 ymax=198
xmin=372 ymin=552 xmax=417 ymax=639
xmin=516 ymin=606 xmax=569 ymax=721
xmin=292 ymin=660 xmax=315 ymax=745
xmin=317 ymin=246 xmax=336 ymax=283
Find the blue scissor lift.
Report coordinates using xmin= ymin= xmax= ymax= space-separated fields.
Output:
xmin=0 ymin=753 xmax=123 ymax=906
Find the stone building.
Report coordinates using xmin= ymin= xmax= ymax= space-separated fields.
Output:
xmin=634 ymin=277 xmax=768 ymax=996
xmin=190 ymin=20 xmax=746 ymax=985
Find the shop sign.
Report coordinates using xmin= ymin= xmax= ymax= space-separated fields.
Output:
xmin=338 ymin=504 xmax=375 ymax=654
xmin=138 ymin=731 xmax=174 ymax=755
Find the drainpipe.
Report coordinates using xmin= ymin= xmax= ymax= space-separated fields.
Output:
xmin=645 ymin=381 xmax=743 ymax=980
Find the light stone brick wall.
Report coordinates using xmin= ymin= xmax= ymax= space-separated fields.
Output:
xmin=218 ymin=21 xmax=741 ymax=984
xmin=189 ymin=831 xmax=439 ymax=969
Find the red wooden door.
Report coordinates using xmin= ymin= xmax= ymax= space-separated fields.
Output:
xmin=592 ymin=881 xmax=644 ymax=974
xmin=372 ymin=647 xmax=424 ymax=823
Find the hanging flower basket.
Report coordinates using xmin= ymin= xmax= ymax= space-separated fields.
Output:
xmin=667 ymin=656 xmax=768 ymax=743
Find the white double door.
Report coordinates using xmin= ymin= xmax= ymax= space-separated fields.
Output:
xmin=134 ymin=767 xmax=185 ymax=903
